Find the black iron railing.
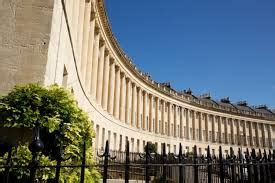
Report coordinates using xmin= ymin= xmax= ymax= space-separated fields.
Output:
xmin=1 ymin=139 xmax=275 ymax=183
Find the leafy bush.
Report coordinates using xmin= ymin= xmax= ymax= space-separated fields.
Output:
xmin=144 ymin=142 xmax=157 ymax=154
xmin=0 ymin=83 xmax=100 ymax=182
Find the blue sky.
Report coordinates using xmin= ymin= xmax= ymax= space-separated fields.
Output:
xmin=105 ymin=0 xmax=275 ymax=109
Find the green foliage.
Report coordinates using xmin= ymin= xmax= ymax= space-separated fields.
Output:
xmin=144 ymin=142 xmax=157 ymax=154
xmin=0 ymin=83 xmax=100 ymax=182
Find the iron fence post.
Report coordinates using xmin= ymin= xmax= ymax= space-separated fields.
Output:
xmin=80 ymin=140 xmax=86 ymax=183
xmin=145 ymin=142 xmax=150 ymax=183
xmin=193 ymin=145 xmax=198 ymax=183
xmin=245 ymin=148 xmax=252 ymax=183
xmin=258 ymin=149 xmax=266 ymax=183
xmin=230 ymin=147 xmax=236 ymax=183
xmin=219 ymin=146 xmax=224 ymax=183
xmin=55 ymin=156 xmax=61 ymax=183
xmin=268 ymin=150 xmax=273 ymax=183
xmin=125 ymin=140 xmax=130 ymax=183
xmin=252 ymin=149 xmax=259 ymax=183
xmin=29 ymin=154 xmax=39 ymax=183
xmin=207 ymin=146 xmax=212 ymax=183
xmin=238 ymin=148 xmax=244 ymax=183
xmin=103 ymin=140 xmax=110 ymax=183
xmin=272 ymin=150 xmax=275 ymax=183
xmin=162 ymin=143 xmax=167 ymax=182
xmin=28 ymin=124 xmax=44 ymax=183
xmin=178 ymin=143 xmax=183 ymax=183
xmin=264 ymin=150 xmax=271 ymax=183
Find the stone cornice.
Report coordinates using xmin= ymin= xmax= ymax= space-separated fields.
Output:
xmin=96 ymin=0 xmax=275 ymax=121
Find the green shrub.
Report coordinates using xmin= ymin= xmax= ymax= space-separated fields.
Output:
xmin=0 ymin=83 xmax=100 ymax=182
xmin=144 ymin=142 xmax=157 ymax=154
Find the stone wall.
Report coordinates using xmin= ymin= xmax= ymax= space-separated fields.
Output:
xmin=0 ymin=0 xmax=54 ymax=94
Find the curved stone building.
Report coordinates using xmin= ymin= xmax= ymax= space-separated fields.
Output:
xmin=0 ymin=0 xmax=274 ymax=154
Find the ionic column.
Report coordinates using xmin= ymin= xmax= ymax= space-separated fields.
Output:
xmin=119 ymin=73 xmax=126 ymax=122
xmin=85 ymin=13 xmax=95 ymax=92
xmin=149 ymin=94 xmax=153 ymax=132
xmin=243 ymin=121 xmax=247 ymax=146
xmin=81 ymin=0 xmax=92 ymax=84
xmin=125 ymin=78 xmax=131 ymax=124
xmin=113 ymin=66 xmax=120 ymax=118
xmin=66 ymin=0 xmax=74 ymax=23
xmin=142 ymin=91 xmax=148 ymax=130
xmin=179 ymin=107 xmax=183 ymax=139
xmin=72 ymin=0 xmax=80 ymax=45
xmin=230 ymin=119 xmax=234 ymax=145
xmin=164 ymin=101 xmax=167 ymax=135
xmin=174 ymin=105 xmax=177 ymax=137
xmin=199 ymin=112 xmax=202 ymax=141
xmin=131 ymin=83 xmax=137 ymax=126
xmin=102 ymin=53 xmax=110 ymax=110
xmin=76 ymin=0 xmax=85 ymax=70
xmin=186 ymin=109 xmax=190 ymax=140
xmin=255 ymin=122 xmax=260 ymax=147
xmin=224 ymin=118 xmax=228 ymax=144
xmin=267 ymin=124 xmax=272 ymax=148
xmin=204 ymin=114 xmax=209 ymax=142
xmin=261 ymin=123 xmax=266 ymax=147
xmin=248 ymin=121 xmax=253 ymax=146
xmin=96 ymin=41 xmax=105 ymax=104
xmin=136 ymin=87 xmax=141 ymax=129
xmin=91 ymin=29 xmax=100 ymax=98
xmin=107 ymin=59 xmax=115 ymax=114
xmin=155 ymin=97 xmax=159 ymax=134
xmin=212 ymin=115 xmax=215 ymax=143
xmin=236 ymin=119 xmax=241 ymax=145
xmin=217 ymin=116 xmax=221 ymax=143
xmin=192 ymin=111 xmax=196 ymax=140
xmin=161 ymin=100 xmax=165 ymax=135
xmin=168 ymin=103 xmax=172 ymax=136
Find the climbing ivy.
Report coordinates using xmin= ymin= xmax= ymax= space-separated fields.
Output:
xmin=0 ymin=83 xmax=100 ymax=182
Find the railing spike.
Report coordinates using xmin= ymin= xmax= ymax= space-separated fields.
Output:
xmin=193 ymin=145 xmax=198 ymax=183
xmin=179 ymin=143 xmax=183 ymax=183
xmin=238 ymin=148 xmax=244 ymax=183
xmin=207 ymin=145 xmax=212 ymax=183
xmin=219 ymin=146 xmax=224 ymax=183
xmin=125 ymin=140 xmax=130 ymax=183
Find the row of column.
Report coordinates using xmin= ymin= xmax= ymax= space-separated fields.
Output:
xmin=188 ymin=113 xmax=273 ymax=148
xmin=67 ymin=0 xmax=273 ymax=149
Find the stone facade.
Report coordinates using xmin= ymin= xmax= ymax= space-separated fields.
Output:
xmin=0 ymin=0 xmax=274 ymax=155
xmin=0 ymin=0 xmax=54 ymax=94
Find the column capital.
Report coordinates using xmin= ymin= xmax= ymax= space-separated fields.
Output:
xmin=142 ymin=90 xmax=147 ymax=95
xmin=99 ymin=38 xmax=105 ymax=47
xmin=115 ymin=65 xmax=120 ymax=71
xmin=154 ymin=96 xmax=159 ymax=101
xmin=90 ymin=11 xmax=96 ymax=21
xmin=109 ymin=57 xmax=115 ymax=64
xmin=104 ymin=49 xmax=109 ymax=56
xmin=120 ymin=72 xmax=125 ymax=77
xmin=125 ymin=77 xmax=131 ymax=82
xmin=95 ymin=26 xmax=100 ymax=35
